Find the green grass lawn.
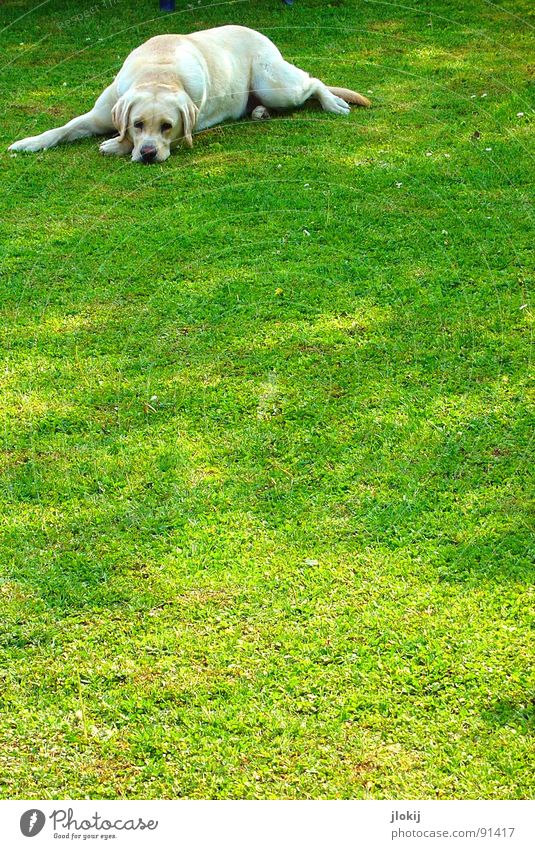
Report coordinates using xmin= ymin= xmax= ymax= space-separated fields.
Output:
xmin=0 ymin=0 xmax=533 ymax=799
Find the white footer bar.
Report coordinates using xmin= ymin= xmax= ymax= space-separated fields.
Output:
xmin=1 ymin=799 xmax=533 ymax=849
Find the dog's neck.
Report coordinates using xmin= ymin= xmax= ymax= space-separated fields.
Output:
xmin=134 ymin=73 xmax=182 ymax=92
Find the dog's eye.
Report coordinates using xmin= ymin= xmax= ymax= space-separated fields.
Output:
xmin=161 ymin=122 xmax=172 ymax=132
xmin=133 ymin=121 xmax=144 ymax=131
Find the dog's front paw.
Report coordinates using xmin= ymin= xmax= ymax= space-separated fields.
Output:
xmin=8 ymin=136 xmax=46 ymax=153
xmin=99 ymin=136 xmax=132 ymax=157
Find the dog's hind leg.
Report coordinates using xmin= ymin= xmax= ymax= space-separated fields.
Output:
xmin=9 ymin=84 xmax=116 ymax=153
xmin=252 ymin=56 xmax=370 ymax=115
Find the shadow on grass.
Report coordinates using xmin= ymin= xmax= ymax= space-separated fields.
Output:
xmin=1 ymin=0 xmax=532 ymax=614
xmin=1 ymin=262 xmax=531 ymax=611
xmin=481 ymin=698 xmax=535 ymax=734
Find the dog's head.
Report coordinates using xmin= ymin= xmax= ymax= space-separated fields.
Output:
xmin=112 ymin=86 xmax=198 ymax=163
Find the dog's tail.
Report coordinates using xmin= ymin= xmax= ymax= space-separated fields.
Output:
xmin=328 ymin=86 xmax=371 ymax=107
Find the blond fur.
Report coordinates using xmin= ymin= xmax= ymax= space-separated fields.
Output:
xmin=328 ymin=87 xmax=371 ymax=108
xmin=9 ymin=25 xmax=372 ymax=163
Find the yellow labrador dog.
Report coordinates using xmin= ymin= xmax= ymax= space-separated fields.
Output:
xmin=9 ymin=25 xmax=370 ymax=164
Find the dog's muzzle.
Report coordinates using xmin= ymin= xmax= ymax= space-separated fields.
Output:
xmin=140 ymin=144 xmax=157 ymax=164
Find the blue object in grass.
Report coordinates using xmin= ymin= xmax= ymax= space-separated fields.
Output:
xmin=160 ymin=0 xmax=175 ymax=10
xmin=282 ymin=0 xmax=294 ymax=4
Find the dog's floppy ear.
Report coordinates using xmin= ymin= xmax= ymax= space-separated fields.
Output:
xmin=112 ymin=91 xmax=135 ymax=142
xmin=176 ymin=90 xmax=198 ymax=148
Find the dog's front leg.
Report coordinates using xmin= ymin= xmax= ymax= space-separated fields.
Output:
xmin=99 ymin=136 xmax=134 ymax=157
xmin=9 ymin=113 xmax=99 ymax=153
xmin=9 ymin=84 xmax=116 ymax=153
xmin=9 ymin=109 xmax=112 ymax=153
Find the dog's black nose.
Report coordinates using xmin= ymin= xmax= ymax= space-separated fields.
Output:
xmin=140 ymin=145 xmax=157 ymax=163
